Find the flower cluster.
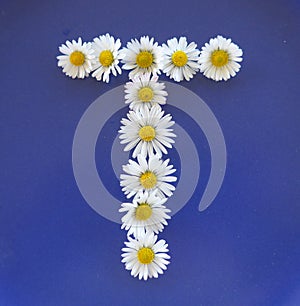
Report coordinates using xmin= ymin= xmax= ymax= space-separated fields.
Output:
xmin=56 ymin=33 xmax=243 ymax=281
xmin=57 ymin=34 xmax=243 ymax=82
xmin=119 ymin=73 xmax=177 ymax=280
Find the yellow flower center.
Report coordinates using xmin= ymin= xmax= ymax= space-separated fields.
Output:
xmin=137 ymin=247 xmax=155 ymax=264
xmin=211 ymin=50 xmax=229 ymax=67
xmin=136 ymin=51 xmax=153 ymax=68
xmin=171 ymin=50 xmax=188 ymax=67
xmin=99 ymin=50 xmax=114 ymax=67
xmin=135 ymin=203 xmax=152 ymax=221
xmin=69 ymin=51 xmax=85 ymax=66
xmin=140 ymin=171 xmax=157 ymax=189
xmin=138 ymin=87 xmax=154 ymax=102
xmin=138 ymin=125 xmax=156 ymax=142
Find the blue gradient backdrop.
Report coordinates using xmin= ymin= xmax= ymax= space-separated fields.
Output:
xmin=0 ymin=0 xmax=299 ymax=305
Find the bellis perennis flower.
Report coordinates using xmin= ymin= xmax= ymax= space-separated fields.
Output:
xmin=120 ymin=154 xmax=177 ymax=199
xmin=198 ymin=35 xmax=243 ymax=81
xmin=118 ymin=104 xmax=176 ymax=158
xmin=121 ymin=231 xmax=170 ymax=281
xmin=91 ymin=33 xmax=122 ymax=83
xmin=57 ymin=37 xmax=94 ymax=79
xmin=119 ymin=190 xmax=171 ymax=238
xmin=120 ymin=36 xmax=162 ymax=79
xmin=161 ymin=37 xmax=201 ymax=82
xmin=124 ymin=73 xmax=168 ymax=111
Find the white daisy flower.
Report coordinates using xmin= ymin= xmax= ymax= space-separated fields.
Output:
xmin=124 ymin=73 xmax=168 ymax=111
xmin=120 ymin=36 xmax=162 ymax=79
xmin=120 ymin=154 xmax=177 ymax=199
xmin=119 ymin=104 xmax=176 ymax=158
xmin=198 ymin=35 xmax=243 ymax=81
xmin=121 ymin=231 xmax=170 ymax=280
xmin=91 ymin=33 xmax=122 ymax=83
xmin=57 ymin=37 xmax=94 ymax=79
xmin=161 ymin=37 xmax=201 ymax=82
xmin=119 ymin=190 xmax=171 ymax=238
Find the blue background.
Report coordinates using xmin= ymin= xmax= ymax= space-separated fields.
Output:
xmin=0 ymin=0 xmax=299 ymax=305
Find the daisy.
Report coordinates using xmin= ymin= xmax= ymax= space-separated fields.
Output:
xmin=120 ymin=154 xmax=177 ymax=199
xmin=119 ymin=104 xmax=176 ymax=158
xmin=119 ymin=190 xmax=171 ymax=238
xmin=57 ymin=37 xmax=94 ymax=79
xmin=91 ymin=33 xmax=122 ymax=83
xmin=161 ymin=36 xmax=201 ymax=82
xmin=121 ymin=231 xmax=170 ymax=280
xmin=120 ymin=36 xmax=162 ymax=79
xmin=198 ymin=35 xmax=243 ymax=81
xmin=124 ymin=73 xmax=168 ymax=111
